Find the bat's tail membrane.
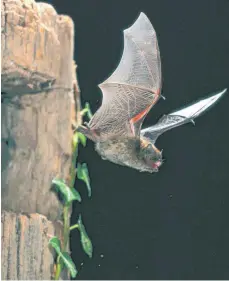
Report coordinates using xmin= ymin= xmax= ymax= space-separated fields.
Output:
xmin=141 ymin=88 xmax=227 ymax=143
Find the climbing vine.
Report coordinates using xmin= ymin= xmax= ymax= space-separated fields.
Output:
xmin=49 ymin=101 xmax=93 ymax=279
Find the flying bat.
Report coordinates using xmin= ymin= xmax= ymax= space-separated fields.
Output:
xmin=77 ymin=12 xmax=226 ymax=173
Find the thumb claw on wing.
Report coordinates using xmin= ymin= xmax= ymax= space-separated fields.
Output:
xmin=190 ymin=119 xmax=195 ymax=125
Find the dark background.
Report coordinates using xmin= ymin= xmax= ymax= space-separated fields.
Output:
xmin=48 ymin=0 xmax=229 ymax=279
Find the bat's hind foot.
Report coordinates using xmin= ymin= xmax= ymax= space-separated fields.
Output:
xmin=76 ymin=125 xmax=98 ymax=142
xmin=84 ymin=121 xmax=90 ymax=128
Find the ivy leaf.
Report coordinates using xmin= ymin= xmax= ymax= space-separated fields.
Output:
xmin=78 ymin=215 xmax=93 ymax=258
xmin=49 ymin=236 xmax=61 ymax=254
xmin=61 ymin=252 xmax=78 ymax=278
xmin=84 ymin=102 xmax=93 ymax=119
xmin=77 ymin=163 xmax=91 ymax=197
xmin=77 ymin=132 xmax=87 ymax=147
xmin=52 ymin=178 xmax=81 ymax=204
xmin=81 ymin=102 xmax=93 ymax=119
xmin=73 ymin=132 xmax=87 ymax=148
xmin=49 ymin=238 xmax=78 ymax=278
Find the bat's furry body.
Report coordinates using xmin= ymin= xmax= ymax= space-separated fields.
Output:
xmin=77 ymin=13 xmax=226 ymax=173
xmin=95 ymin=136 xmax=162 ymax=172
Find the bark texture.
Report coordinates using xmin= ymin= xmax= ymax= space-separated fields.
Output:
xmin=1 ymin=0 xmax=80 ymax=279
xmin=1 ymin=211 xmax=63 ymax=280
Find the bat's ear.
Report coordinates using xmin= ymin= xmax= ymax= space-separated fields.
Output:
xmin=76 ymin=125 xmax=97 ymax=142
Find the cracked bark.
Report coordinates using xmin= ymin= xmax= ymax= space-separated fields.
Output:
xmin=1 ymin=0 xmax=81 ymax=279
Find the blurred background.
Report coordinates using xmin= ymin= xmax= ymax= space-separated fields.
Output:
xmin=44 ymin=0 xmax=229 ymax=279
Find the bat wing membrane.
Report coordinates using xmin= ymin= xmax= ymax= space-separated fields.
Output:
xmin=141 ymin=89 xmax=227 ymax=143
xmin=88 ymin=12 xmax=162 ymax=139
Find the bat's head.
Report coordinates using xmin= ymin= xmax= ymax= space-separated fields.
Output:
xmin=139 ymin=142 xmax=163 ymax=172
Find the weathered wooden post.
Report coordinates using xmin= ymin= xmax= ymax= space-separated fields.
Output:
xmin=1 ymin=0 xmax=80 ymax=279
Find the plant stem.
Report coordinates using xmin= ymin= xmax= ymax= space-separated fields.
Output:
xmin=70 ymin=224 xmax=79 ymax=231
xmin=63 ymin=141 xmax=78 ymax=248
xmin=80 ymin=108 xmax=88 ymax=116
xmin=54 ymin=255 xmax=62 ymax=280
xmin=63 ymin=205 xmax=70 ymax=250
xmin=70 ymin=144 xmax=78 ymax=189
xmin=54 ymin=136 xmax=79 ymax=279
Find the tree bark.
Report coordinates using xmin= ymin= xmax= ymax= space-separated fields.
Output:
xmin=1 ymin=0 xmax=80 ymax=279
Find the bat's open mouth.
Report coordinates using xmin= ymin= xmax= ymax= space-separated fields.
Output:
xmin=152 ymin=160 xmax=162 ymax=169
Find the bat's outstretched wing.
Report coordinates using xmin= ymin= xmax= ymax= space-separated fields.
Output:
xmin=141 ymin=89 xmax=226 ymax=143
xmin=88 ymin=12 xmax=162 ymax=139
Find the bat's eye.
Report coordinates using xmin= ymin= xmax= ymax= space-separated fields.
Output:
xmin=143 ymin=145 xmax=161 ymax=161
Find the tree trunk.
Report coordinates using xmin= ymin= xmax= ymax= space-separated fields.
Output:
xmin=1 ymin=0 xmax=80 ymax=279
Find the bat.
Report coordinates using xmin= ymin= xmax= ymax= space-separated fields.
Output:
xmin=77 ymin=12 xmax=226 ymax=173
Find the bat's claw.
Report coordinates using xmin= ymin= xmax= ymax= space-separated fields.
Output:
xmin=72 ymin=122 xmax=77 ymax=131
xmin=161 ymin=95 xmax=166 ymax=100
xmin=190 ymin=119 xmax=195 ymax=126
xmin=84 ymin=122 xmax=90 ymax=128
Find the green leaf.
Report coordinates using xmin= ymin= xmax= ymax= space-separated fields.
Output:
xmin=85 ymin=102 xmax=93 ymax=119
xmin=70 ymin=188 xmax=81 ymax=202
xmin=77 ymin=163 xmax=91 ymax=197
xmin=81 ymin=102 xmax=93 ymax=119
xmin=72 ymin=132 xmax=86 ymax=152
xmin=49 ymin=237 xmax=78 ymax=278
xmin=77 ymin=163 xmax=83 ymax=179
xmin=78 ymin=215 xmax=93 ymax=258
xmin=72 ymin=133 xmax=79 ymax=149
xmin=77 ymin=132 xmax=87 ymax=147
xmin=49 ymin=236 xmax=61 ymax=254
xmin=52 ymin=178 xmax=81 ymax=204
xmin=60 ymin=252 xmax=78 ymax=278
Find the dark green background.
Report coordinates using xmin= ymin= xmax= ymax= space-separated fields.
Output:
xmin=46 ymin=0 xmax=228 ymax=279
